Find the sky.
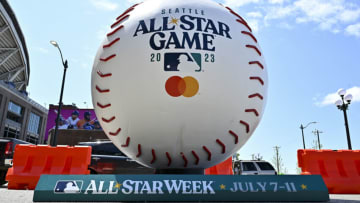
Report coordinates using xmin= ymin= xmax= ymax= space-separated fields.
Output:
xmin=9 ymin=0 xmax=360 ymax=174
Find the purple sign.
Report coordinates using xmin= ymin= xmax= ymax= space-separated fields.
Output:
xmin=45 ymin=106 xmax=100 ymax=141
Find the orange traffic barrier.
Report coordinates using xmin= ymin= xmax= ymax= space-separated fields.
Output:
xmin=298 ymin=149 xmax=360 ymax=194
xmin=6 ymin=145 xmax=91 ymax=190
xmin=205 ymin=157 xmax=233 ymax=175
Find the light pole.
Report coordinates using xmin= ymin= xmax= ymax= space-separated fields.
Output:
xmin=335 ymin=88 xmax=353 ymax=150
xmin=299 ymin=122 xmax=317 ymax=149
xmin=50 ymin=40 xmax=68 ymax=147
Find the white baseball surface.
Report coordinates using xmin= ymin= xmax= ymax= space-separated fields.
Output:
xmin=91 ymin=0 xmax=268 ymax=169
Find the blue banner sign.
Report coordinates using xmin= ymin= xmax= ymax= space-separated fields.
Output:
xmin=33 ymin=175 xmax=329 ymax=202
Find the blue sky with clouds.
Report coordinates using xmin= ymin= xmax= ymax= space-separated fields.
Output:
xmin=9 ymin=0 xmax=360 ymax=173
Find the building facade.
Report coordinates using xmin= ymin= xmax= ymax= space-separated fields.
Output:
xmin=0 ymin=0 xmax=48 ymax=144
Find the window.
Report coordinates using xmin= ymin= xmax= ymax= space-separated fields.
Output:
xmin=26 ymin=133 xmax=39 ymax=144
xmin=256 ymin=162 xmax=275 ymax=170
xmin=242 ymin=162 xmax=257 ymax=171
xmin=7 ymin=101 xmax=23 ymax=123
xmin=8 ymin=101 xmax=22 ymax=115
xmin=4 ymin=126 xmax=21 ymax=139
xmin=27 ymin=112 xmax=41 ymax=135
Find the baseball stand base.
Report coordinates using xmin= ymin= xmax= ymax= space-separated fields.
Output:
xmin=155 ymin=168 xmax=204 ymax=174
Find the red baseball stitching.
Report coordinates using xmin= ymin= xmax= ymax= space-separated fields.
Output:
xmin=115 ymin=2 xmax=141 ymax=20
xmin=107 ymin=25 xmax=124 ymax=37
xmin=181 ymin=153 xmax=188 ymax=168
xmin=136 ymin=144 xmax=142 ymax=157
xmin=121 ymin=137 xmax=130 ymax=147
xmin=241 ymin=31 xmax=257 ymax=43
xmin=102 ymin=116 xmax=115 ymax=123
xmin=151 ymin=149 xmax=156 ymax=164
xmin=191 ymin=150 xmax=200 ymax=165
xmin=97 ymin=71 xmax=112 ymax=78
xmin=229 ymin=130 xmax=239 ymax=144
xmin=245 ymin=109 xmax=259 ymax=117
xmin=131 ymin=3 xmax=141 ymax=8
xmin=111 ymin=15 xmax=129 ymax=29
xmin=226 ymin=7 xmax=252 ymax=32
xmin=97 ymin=102 xmax=111 ymax=109
xmin=96 ymin=85 xmax=110 ymax=93
xmin=116 ymin=7 xmax=134 ymax=20
xmin=250 ymin=76 xmax=264 ymax=85
xmin=100 ymin=54 xmax=116 ymax=62
xmin=166 ymin=152 xmax=172 ymax=166
xmin=103 ymin=38 xmax=120 ymax=49
xmin=203 ymin=146 xmax=212 ymax=161
xmin=249 ymin=61 xmax=264 ymax=70
xmin=236 ymin=19 xmax=252 ymax=33
xmin=246 ymin=45 xmax=262 ymax=56
xmin=109 ymin=128 xmax=121 ymax=136
xmin=248 ymin=93 xmax=264 ymax=100
xmin=216 ymin=139 xmax=226 ymax=154
xmin=240 ymin=120 xmax=250 ymax=133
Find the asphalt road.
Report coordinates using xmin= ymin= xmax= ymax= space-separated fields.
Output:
xmin=1 ymin=184 xmax=360 ymax=203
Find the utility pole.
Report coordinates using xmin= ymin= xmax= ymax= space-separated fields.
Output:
xmin=312 ymin=129 xmax=323 ymax=150
xmin=273 ymin=146 xmax=280 ymax=173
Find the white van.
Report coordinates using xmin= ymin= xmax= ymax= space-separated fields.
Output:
xmin=233 ymin=160 xmax=277 ymax=175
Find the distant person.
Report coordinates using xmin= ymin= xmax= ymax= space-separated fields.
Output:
xmin=66 ymin=110 xmax=80 ymax=129
xmin=57 ymin=117 xmax=68 ymax=129
xmin=83 ymin=122 xmax=94 ymax=130
xmin=93 ymin=120 xmax=102 ymax=130
xmin=77 ymin=111 xmax=95 ymax=129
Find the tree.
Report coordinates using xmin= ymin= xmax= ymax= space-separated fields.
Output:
xmin=311 ymin=139 xmax=323 ymax=150
xmin=236 ymin=152 xmax=240 ymax=161
xmin=251 ymin=153 xmax=263 ymax=161
xmin=272 ymin=146 xmax=287 ymax=174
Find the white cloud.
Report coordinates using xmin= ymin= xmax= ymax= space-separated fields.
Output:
xmin=224 ymin=0 xmax=261 ymax=7
xmin=247 ymin=19 xmax=260 ymax=33
xmin=268 ymin=0 xmax=285 ymax=4
xmin=264 ymin=5 xmax=295 ymax=21
xmin=316 ymin=86 xmax=360 ymax=107
xmin=345 ymin=23 xmax=360 ymax=37
xmin=90 ymin=0 xmax=118 ymax=11
xmin=339 ymin=9 xmax=360 ymax=23
xmin=226 ymin=0 xmax=360 ymax=37
xmin=247 ymin=11 xmax=263 ymax=18
xmin=35 ymin=47 xmax=49 ymax=54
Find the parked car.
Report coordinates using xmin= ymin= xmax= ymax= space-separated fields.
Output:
xmin=78 ymin=140 xmax=155 ymax=174
xmin=0 ymin=138 xmax=32 ymax=185
xmin=233 ymin=160 xmax=277 ymax=175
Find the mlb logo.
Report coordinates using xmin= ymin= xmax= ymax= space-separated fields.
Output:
xmin=164 ymin=53 xmax=202 ymax=72
xmin=54 ymin=180 xmax=83 ymax=194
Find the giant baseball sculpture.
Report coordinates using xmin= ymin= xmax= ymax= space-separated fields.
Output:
xmin=91 ymin=0 xmax=268 ymax=170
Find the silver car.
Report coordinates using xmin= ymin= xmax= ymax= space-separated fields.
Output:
xmin=233 ymin=160 xmax=277 ymax=175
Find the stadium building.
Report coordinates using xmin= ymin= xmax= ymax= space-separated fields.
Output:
xmin=0 ymin=0 xmax=48 ymax=144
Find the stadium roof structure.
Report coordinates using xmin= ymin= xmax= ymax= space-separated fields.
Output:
xmin=0 ymin=0 xmax=29 ymax=91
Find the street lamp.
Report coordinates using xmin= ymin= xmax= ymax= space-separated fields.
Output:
xmin=335 ymin=88 xmax=353 ymax=150
xmin=50 ymin=40 xmax=68 ymax=147
xmin=300 ymin=121 xmax=317 ymax=149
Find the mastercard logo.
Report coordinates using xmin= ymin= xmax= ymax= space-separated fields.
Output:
xmin=165 ymin=76 xmax=199 ymax=97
